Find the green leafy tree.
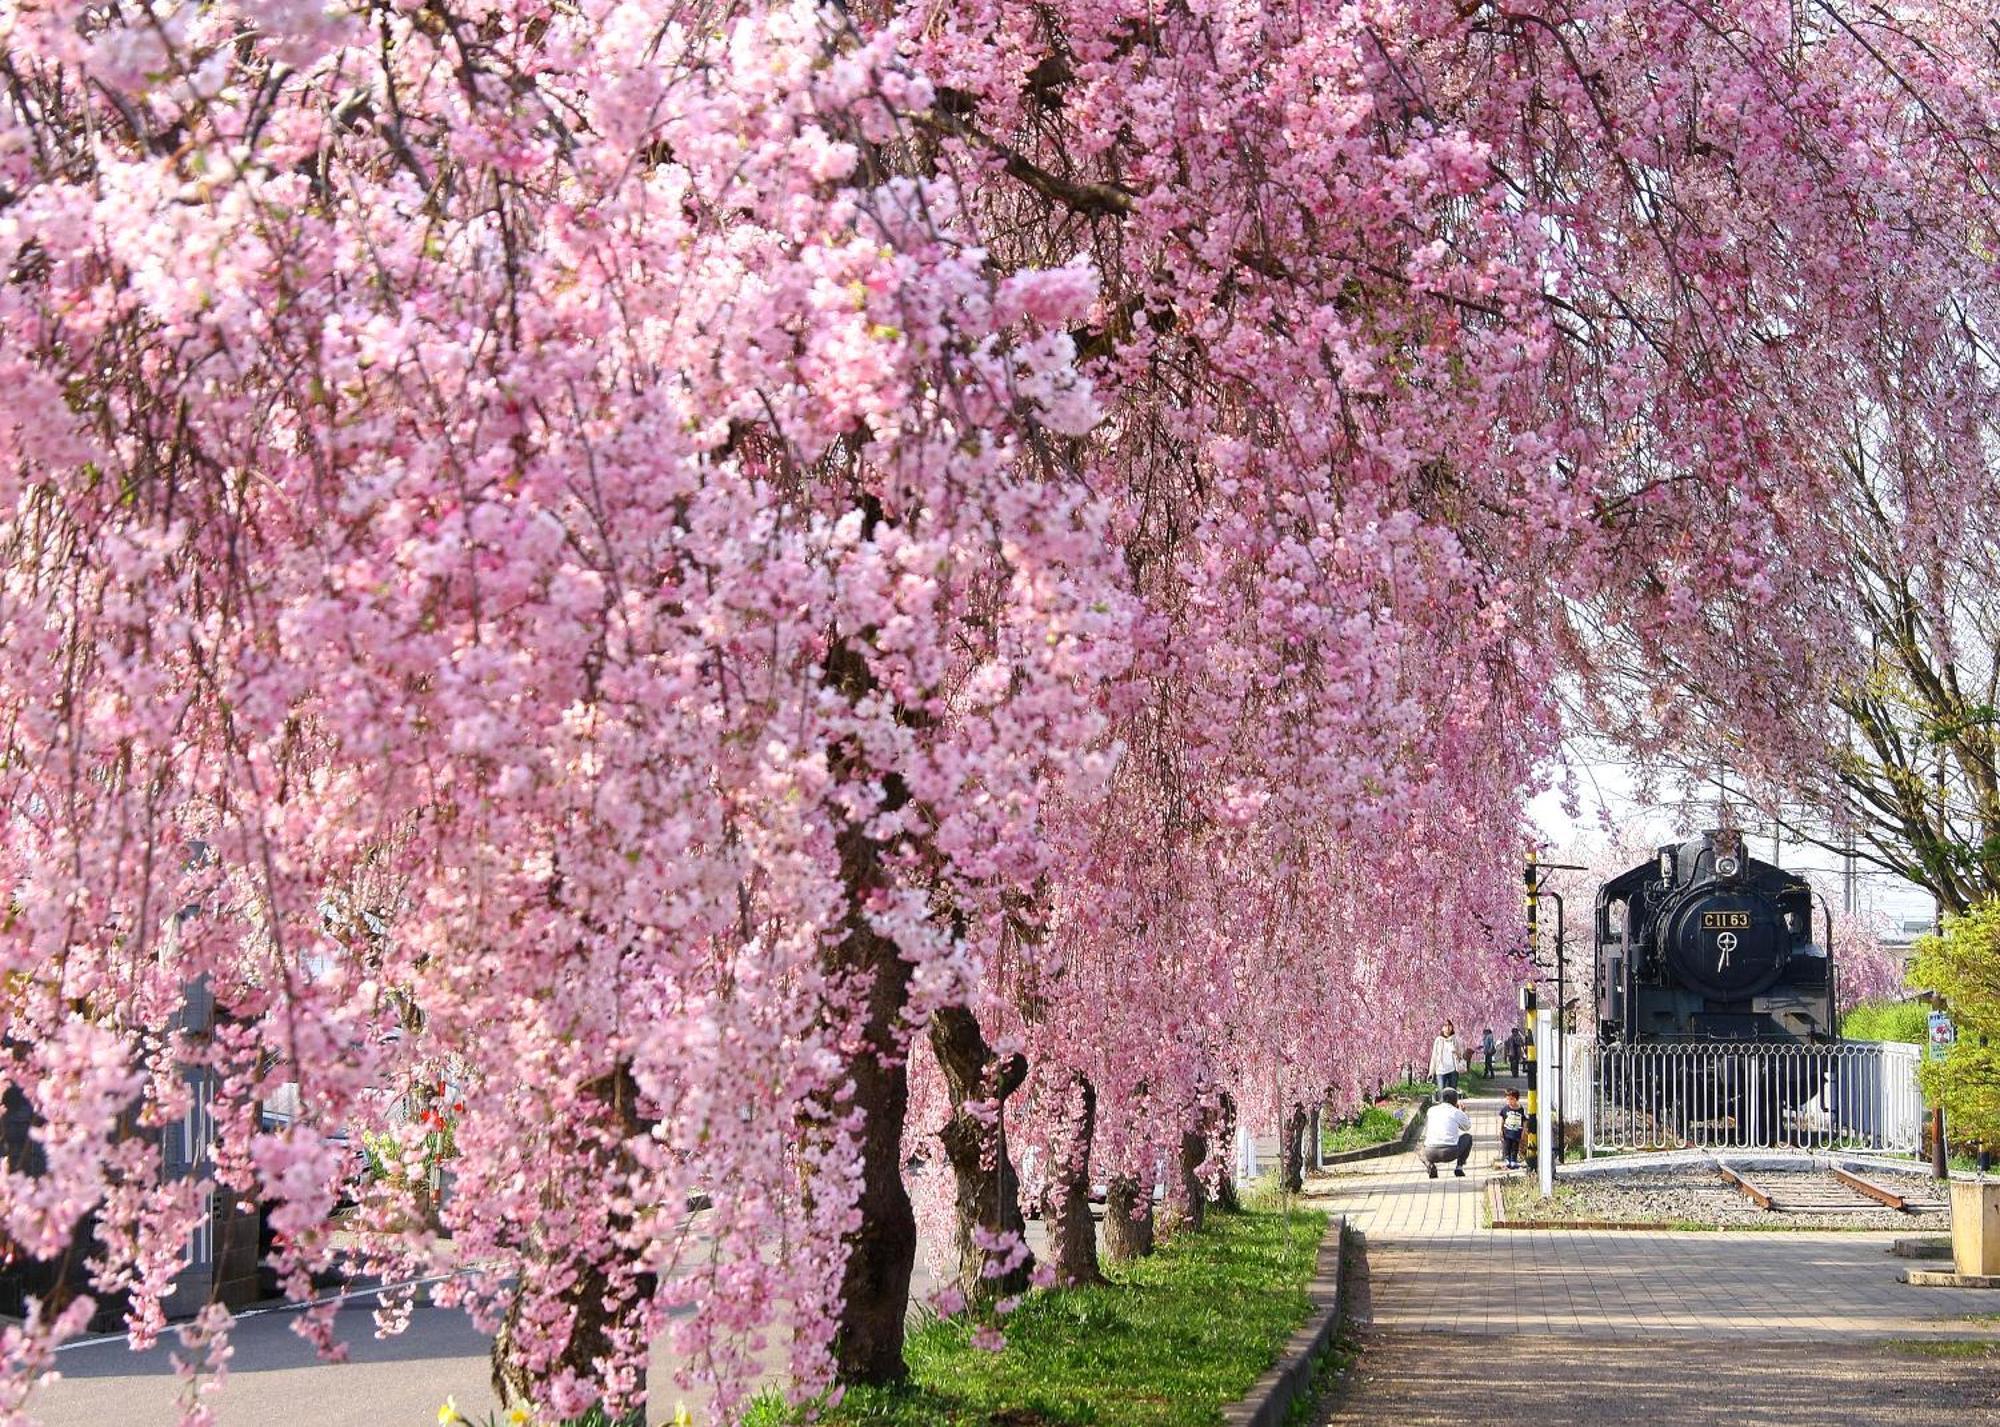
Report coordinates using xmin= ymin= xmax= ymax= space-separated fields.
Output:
xmin=1912 ymin=902 xmax=2000 ymax=1148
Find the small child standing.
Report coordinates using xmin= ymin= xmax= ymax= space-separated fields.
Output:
xmin=1499 ymin=1088 xmax=1527 ymax=1169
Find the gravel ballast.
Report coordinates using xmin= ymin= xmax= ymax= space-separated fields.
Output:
xmin=1502 ymin=1167 xmax=1952 ymax=1230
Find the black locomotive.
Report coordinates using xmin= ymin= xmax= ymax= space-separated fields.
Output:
xmin=1594 ymin=828 xmax=1836 ymax=1045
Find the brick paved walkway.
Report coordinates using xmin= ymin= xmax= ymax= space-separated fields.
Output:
xmin=1319 ymin=1333 xmax=2000 ymax=1425
xmin=1313 ymin=1083 xmax=1998 ymax=1341
xmin=1309 ymin=1082 xmax=2000 ymax=1422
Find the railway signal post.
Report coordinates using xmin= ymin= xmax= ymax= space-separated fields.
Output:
xmin=1520 ymin=984 xmax=1538 ymax=1175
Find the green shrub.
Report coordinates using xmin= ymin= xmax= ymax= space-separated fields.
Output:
xmin=1913 ymin=902 xmax=2000 ymax=1148
xmin=1840 ymin=998 xmax=1927 ymax=1044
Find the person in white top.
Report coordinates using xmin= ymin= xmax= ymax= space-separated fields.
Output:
xmin=1428 ymin=1019 xmax=1462 ymax=1091
xmin=1419 ymin=1088 xmax=1474 ymax=1178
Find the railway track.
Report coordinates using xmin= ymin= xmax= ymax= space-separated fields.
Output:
xmin=1715 ymin=1164 xmax=1949 ymax=1217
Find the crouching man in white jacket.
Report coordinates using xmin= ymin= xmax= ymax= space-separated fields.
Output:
xmin=1418 ymin=1088 xmax=1474 ymax=1179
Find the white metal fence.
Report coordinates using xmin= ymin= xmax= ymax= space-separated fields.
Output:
xmin=1579 ymin=1039 xmax=1923 ymax=1155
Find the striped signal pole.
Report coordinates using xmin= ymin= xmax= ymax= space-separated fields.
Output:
xmin=1523 ymin=849 xmax=1539 ymax=1164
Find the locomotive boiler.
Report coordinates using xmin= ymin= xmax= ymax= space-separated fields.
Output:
xmin=1594 ymin=828 xmax=1836 ymax=1045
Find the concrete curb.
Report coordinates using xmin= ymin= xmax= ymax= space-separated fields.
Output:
xmin=1492 ymin=1216 xmax=1684 ymax=1231
xmin=1903 ymin=1269 xmax=2000 ymax=1288
xmin=1220 ymin=1213 xmax=1347 ymax=1427
xmin=1890 ymin=1237 xmax=1952 ymax=1259
xmin=1317 ymin=1100 xmax=1429 ymax=1168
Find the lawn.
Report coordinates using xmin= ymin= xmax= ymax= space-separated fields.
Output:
xmin=1380 ymin=1067 xmax=1492 ymax=1100
xmin=1320 ymin=1105 xmax=1405 ymax=1155
xmin=750 ymin=1202 xmax=1328 ymax=1427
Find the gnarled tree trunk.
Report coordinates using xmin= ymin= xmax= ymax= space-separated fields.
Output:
xmin=1159 ymin=1123 xmax=1208 ymax=1236
xmin=1214 ymin=1092 xmax=1242 ymax=1212
xmin=1280 ymin=1102 xmax=1309 ymax=1193
xmin=826 ymin=919 xmax=918 ymax=1383
xmin=821 ymin=636 xmax=921 ymax=1386
xmin=493 ymin=1261 xmax=647 ymax=1415
xmin=1044 ymin=1072 xmax=1106 ymax=1287
xmin=1102 ymin=1174 xmax=1155 ymax=1261
xmin=930 ymin=1005 xmax=1034 ymax=1304
xmin=492 ymin=1063 xmax=654 ymax=1417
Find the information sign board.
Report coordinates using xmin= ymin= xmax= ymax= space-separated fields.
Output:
xmin=1928 ymin=1009 xmax=1955 ymax=1062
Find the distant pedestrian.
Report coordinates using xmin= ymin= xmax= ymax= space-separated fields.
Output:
xmin=1481 ymin=1027 xmax=1496 ymax=1078
xmin=1419 ymin=1088 xmax=1474 ymax=1179
xmin=1505 ymin=1026 xmax=1523 ymax=1078
xmin=1429 ymin=1020 xmax=1462 ymax=1092
xmin=1499 ymin=1088 xmax=1527 ymax=1169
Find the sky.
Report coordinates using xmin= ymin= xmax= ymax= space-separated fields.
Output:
xmin=1527 ymin=758 xmax=1937 ymax=928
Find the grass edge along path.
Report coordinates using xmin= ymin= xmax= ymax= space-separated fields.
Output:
xmin=1319 ymin=1106 xmax=1403 ymax=1157
xmin=750 ymin=1199 xmax=1329 ymax=1426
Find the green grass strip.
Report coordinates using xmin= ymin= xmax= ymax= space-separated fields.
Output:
xmin=752 ymin=1203 xmax=1327 ymax=1426
xmin=1320 ymin=1105 xmax=1403 ymax=1155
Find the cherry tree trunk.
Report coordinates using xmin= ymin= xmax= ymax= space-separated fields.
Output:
xmin=492 ymin=1261 xmax=641 ymax=1412
xmin=1215 ymin=1093 xmax=1242 ymax=1213
xmin=1159 ymin=1125 xmax=1208 ymax=1236
xmin=829 ymin=921 xmax=918 ymax=1383
xmin=930 ymin=1005 xmax=1034 ymax=1304
xmin=1280 ymin=1103 xmax=1309 ymax=1193
xmin=1044 ymin=1073 xmax=1106 ymax=1287
xmin=1102 ymin=1175 xmax=1155 ymax=1262
xmin=823 ymin=638 xmax=920 ymax=1385
xmin=492 ymin=1063 xmax=652 ymax=1414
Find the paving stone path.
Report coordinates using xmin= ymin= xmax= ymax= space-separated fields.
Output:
xmin=1308 ymin=1078 xmax=2000 ymax=1424
xmin=1319 ymin=1333 xmax=2000 ymax=1425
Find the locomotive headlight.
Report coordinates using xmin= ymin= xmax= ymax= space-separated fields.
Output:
xmin=1715 ymin=855 xmax=1741 ymax=878
xmin=1659 ymin=851 xmax=1672 ymax=880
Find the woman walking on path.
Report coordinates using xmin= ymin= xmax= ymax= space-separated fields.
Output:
xmin=1429 ymin=1020 xmax=1463 ymax=1092
xmin=1506 ymin=1026 xmax=1523 ymax=1077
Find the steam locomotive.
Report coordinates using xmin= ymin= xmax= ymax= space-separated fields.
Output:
xmin=1594 ymin=828 xmax=1836 ymax=1045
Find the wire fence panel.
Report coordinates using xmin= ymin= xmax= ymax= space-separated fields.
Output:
xmin=1582 ymin=1040 xmax=1922 ymax=1155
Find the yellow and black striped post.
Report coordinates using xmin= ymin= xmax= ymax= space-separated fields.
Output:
xmin=1523 ymin=850 xmax=1539 ymax=1162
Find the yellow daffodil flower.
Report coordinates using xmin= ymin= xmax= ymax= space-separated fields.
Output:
xmin=672 ymin=1404 xmax=694 ymax=1426
xmin=436 ymin=1398 xmax=464 ymax=1426
xmin=505 ymin=1407 xmax=534 ymax=1426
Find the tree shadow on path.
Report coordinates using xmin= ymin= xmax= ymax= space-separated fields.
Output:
xmin=1316 ymin=1329 xmax=2000 ymax=1425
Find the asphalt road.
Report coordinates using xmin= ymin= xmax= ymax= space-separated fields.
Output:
xmin=25 ymin=1220 xmax=973 ymax=1427
xmin=31 ymin=1288 xmax=507 ymax=1427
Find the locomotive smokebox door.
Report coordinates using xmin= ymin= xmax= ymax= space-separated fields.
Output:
xmin=1665 ymin=895 xmax=1786 ymax=1002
